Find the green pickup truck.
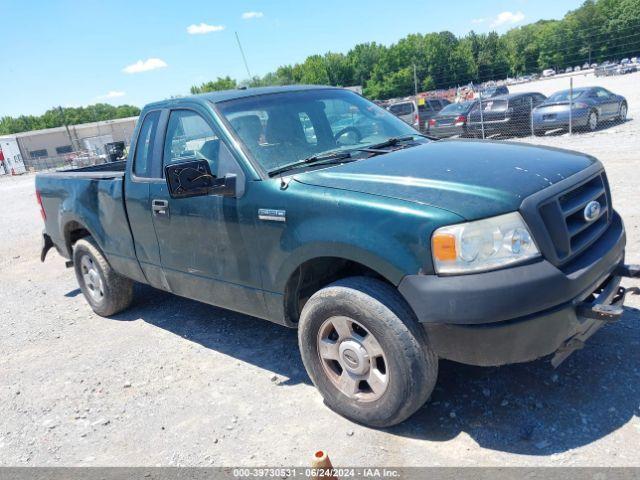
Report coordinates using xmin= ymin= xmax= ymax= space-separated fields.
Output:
xmin=37 ymin=86 xmax=638 ymax=427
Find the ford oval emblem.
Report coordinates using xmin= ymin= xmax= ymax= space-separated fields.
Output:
xmin=583 ymin=200 xmax=601 ymax=222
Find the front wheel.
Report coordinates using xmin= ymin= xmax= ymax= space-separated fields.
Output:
xmin=618 ymin=103 xmax=627 ymax=122
xmin=298 ymin=277 xmax=438 ymax=427
xmin=73 ymin=237 xmax=134 ymax=316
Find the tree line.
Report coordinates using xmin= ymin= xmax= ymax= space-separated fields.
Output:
xmin=0 ymin=104 xmax=141 ymax=136
xmin=192 ymin=0 xmax=640 ymax=99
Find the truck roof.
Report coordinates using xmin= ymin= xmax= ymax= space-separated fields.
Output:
xmin=144 ymin=85 xmax=340 ymax=110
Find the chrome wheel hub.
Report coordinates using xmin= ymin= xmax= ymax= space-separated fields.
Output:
xmin=317 ymin=316 xmax=388 ymax=402
xmin=621 ymin=105 xmax=627 ymax=120
xmin=589 ymin=112 xmax=597 ymax=130
xmin=80 ymin=255 xmax=104 ymax=303
xmin=338 ymin=340 xmax=369 ymax=376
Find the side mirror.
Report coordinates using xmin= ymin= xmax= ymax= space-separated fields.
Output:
xmin=165 ymin=159 xmax=236 ymax=199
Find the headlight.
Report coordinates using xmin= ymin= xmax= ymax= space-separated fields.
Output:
xmin=432 ymin=212 xmax=540 ymax=275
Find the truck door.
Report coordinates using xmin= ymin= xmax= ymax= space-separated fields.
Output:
xmin=123 ymin=109 xmax=167 ymax=290
xmin=148 ymin=107 xmax=267 ymax=318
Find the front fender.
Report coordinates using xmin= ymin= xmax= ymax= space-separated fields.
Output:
xmin=274 ymin=240 xmax=408 ymax=291
xmin=259 ymin=183 xmax=463 ymax=293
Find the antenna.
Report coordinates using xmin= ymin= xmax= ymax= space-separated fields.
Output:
xmin=235 ymin=31 xmax=252 ymax=79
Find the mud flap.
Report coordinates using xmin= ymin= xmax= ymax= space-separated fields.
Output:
xmin=40 ymin=233 xmax=54 ymax=262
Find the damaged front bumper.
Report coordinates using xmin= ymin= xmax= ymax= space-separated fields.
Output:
xmin=552 ymin=264 xmax=639 ymax=367
xmin=415 ymin=264 xmax=638 ymax=367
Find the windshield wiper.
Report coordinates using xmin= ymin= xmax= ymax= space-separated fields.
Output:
xmin=356 ymin=134 xmax=430 ymax=154
xmin=268 ymin=150 xmax=354 ymax=177
xmin=267 ymin=134 xmax=432 ymax=177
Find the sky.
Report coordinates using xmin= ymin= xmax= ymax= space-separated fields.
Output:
xmin=0 ymin=0 xmax=585 ymax=118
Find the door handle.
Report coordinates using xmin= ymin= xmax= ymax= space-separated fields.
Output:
xmin=152 ymin=199 xmax=169 ymax=216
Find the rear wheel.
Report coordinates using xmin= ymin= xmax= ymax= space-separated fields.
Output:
xmin=73 ymin=237 xmax=133 ymax=316
xmin=298 ymin=277 xmax=438 ymax=427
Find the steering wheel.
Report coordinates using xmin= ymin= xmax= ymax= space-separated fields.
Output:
xmin=334 ymin=126 xmax=363 ymax=146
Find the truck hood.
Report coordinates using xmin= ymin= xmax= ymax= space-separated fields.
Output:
xmin=293 ymin=139 xmax=596 ymax=220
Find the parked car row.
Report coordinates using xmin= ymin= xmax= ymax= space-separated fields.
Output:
xmin=423 ymin=86 xmax=628 ymax=139
xmin=595 ymin=61 xmax=638 ymax=77
xmin=485 ymin=57 xmax=640 ymax=90
xmin=427 ymin=92 xmax=546 ymax=138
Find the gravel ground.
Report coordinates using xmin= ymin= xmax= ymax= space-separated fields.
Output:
xmin=1 ymin=72 xmax=639 ymax=468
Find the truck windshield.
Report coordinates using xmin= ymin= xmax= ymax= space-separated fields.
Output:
xmin=216 ymin=89 xmax=417 ymax=174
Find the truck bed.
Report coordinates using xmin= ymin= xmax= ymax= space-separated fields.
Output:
xmin=35 ymin=161 xmax=141 ymax=281
xmin=37 ymin=160 xmax=126 ymax=180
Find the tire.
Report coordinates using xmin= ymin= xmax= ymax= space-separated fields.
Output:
xmin=587 ymin=110 xmax=599 ymax=132
xmin=73 ymin=237 xmax=134 ymax=316
xmin=298 ymin=277 xmax=438 ymax=427
xmin=618 ymin=102 xmax=627 ymax=122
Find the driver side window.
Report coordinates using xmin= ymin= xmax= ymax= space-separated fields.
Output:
xmin=163 ymin=110 xmax=222 ymax=177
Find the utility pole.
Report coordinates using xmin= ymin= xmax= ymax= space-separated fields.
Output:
xmin=235 ymin=31 xmax=252 ymax=79
xmin=413 ymin=64 xmax=418 ymax=96
xmin=569 ymin=77 xmax=573 ymax=135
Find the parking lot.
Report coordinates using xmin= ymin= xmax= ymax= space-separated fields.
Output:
xmin=1 ymin=72 xmax=639 ymax=468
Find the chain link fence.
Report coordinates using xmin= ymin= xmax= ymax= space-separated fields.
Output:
xmin=391 ymin=70 xmax=636 ymax=143
xmin=22 ymin=149 xmax=129 ymax=173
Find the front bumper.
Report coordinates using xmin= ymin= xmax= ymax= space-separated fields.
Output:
xmin=398 ymin=213 xmax=635 ymax=367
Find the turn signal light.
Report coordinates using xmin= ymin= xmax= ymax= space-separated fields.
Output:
xmin=432 ymin=233 xmax=457 ymax=261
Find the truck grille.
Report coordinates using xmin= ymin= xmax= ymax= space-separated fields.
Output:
xmin=536 ymin=172 xmax=611 ymax=265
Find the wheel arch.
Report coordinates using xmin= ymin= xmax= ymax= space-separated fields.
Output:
xmin=61 ymin=217 xmax=99 ymax=259
xmin=281 ymin=255 xmax=400 ymax=327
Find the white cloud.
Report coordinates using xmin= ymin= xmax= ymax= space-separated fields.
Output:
xmin=187 ymin=23 xmax=225 ymax=34
xmin=241 ymin=11 xmax=264 ymax=20
xmin=490 ymin=11 xmax=525 ymax=28
xmin=97 ymin=90 xmax=125 ymax=99
xmin=471 ymin=18 xmax=485 ymax=24
xmin=122 ymin=58 xmax=168 ymax=74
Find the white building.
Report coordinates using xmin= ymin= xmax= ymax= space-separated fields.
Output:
xmin=1 ymin=116 xmax=138 ymax=172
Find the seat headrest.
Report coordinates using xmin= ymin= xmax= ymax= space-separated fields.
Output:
xmin=199 ymin=139 xmax=220 ymax=161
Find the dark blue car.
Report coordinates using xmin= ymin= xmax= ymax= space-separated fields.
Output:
xmin=532 ymin=86 xmax=627 ymax=135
